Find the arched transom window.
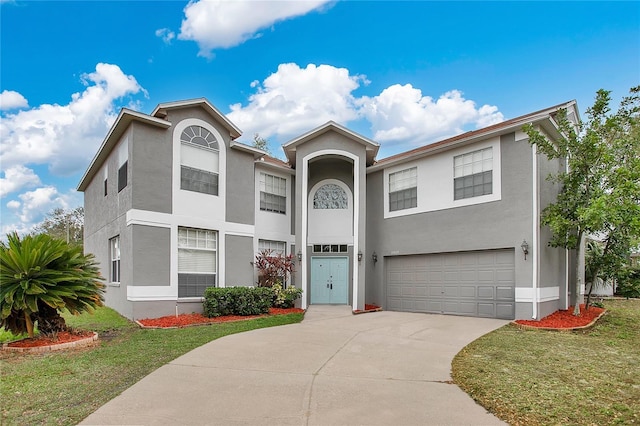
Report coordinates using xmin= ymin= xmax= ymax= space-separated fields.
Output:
xmin=313 ymin=184 xmax=348 ymax=209
xmin=181 ymin=125 xmax=219 ymax=150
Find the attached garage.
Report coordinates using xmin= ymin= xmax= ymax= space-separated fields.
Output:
xmin=386 ymin=249 xmax=515 ymax=319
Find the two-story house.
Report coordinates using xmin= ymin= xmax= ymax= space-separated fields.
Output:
xmin=78 ymin=98 xmax=583 ymax=321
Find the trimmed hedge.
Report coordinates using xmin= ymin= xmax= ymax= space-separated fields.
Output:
xmin=203 ymin=286 xmax=273 ymax=317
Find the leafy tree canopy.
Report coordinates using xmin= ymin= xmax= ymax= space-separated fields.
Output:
xmin=524 ymin=86 xmax=640 ymax=313
xmin=32 ymin=206 xmax=84 ymax=248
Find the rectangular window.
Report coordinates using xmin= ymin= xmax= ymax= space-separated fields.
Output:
xmin=258 ymin=239 xmax=286 ymax=255
xmin=117 ymin=161 xmax=127 ymax=193
xmin=181 ymin=165 xmax=219 ymax=195
xmin=389 ymin=167 xmax=417 ymax=211
xmin=454 ymin=147 xmax=493 ymax=200
xmin=312 ymin=244 xmax=348 ymax=253
xmin=110 ymin=236 xmax=120 ymax=283
xmin=178 ymin=227 xmax=217 ymax=298
xmin=260 ymin=173 xmax=286 ymax=214
xmin=104 ymin=178 xmax=108 ymax=196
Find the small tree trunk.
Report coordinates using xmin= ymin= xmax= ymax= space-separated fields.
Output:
xmin=24 ymin=311 xmax=34 ymax=338
xmin=573 ymin=233 xmax=584 ymax=316
xmin=35 ymin=303 xmax=67 ymax=337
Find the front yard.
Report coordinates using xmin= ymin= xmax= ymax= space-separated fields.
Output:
xmin=0 ymin=307 xmax=304 ymax=425
xmin=452 ymin=299 xmax=640 ymax=425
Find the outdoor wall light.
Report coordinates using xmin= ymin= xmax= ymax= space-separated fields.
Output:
xmin=297 ymin=251 xmax=302 ymax=262
xmin=372 ymin=252 xmax=378 ymax=263
xmin=357 ymin=251 xmax=363 ymax=262
xmin=521 ymin=240 xmax=529 ymax=260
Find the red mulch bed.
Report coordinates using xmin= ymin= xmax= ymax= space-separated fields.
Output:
xmin=138 ymin=307 xmax=305 ymax=328
xmin=5 ymin=330 xmax=95 ymax=348
xmin=353 ymin=304 xmax=381 ymax=314
xmin=514 ymin=304 xmax=605 ymax=329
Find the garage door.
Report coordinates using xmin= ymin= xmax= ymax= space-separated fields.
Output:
xmin=386 ymin=250 xmax=515 ymax=319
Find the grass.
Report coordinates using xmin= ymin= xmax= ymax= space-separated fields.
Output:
xmin=0 ymin=307 xmax=304 ymax=425
xmin=452 ymin=299 xmax=640 ymax=426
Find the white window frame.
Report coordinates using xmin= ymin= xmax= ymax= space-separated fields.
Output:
xmin=259 ymin=172 xmax=287 ymax=214
xmin=258 ymin=239 xmax=286 ymax=256
xmin=109 ymin=236 xmax=120 ymax=284
xmin=177 ymin=227 xmax=218 ymax=298
xmin=389 ymin=167 xmax=418 ymax=212
xmin=453 ymin=147 xmax=493 ymax=200
xmin=180 ymin=125 xmax=220 ymax=196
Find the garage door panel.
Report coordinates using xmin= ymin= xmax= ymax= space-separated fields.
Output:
xmin=477 ymin=286 xmax=494 ymax=299
xmin=386 ymin=250 xmax=515 ymax=319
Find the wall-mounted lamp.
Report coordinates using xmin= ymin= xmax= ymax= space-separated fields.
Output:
xmin=372 ymin=251 xmax=378 ymax=263
xmin=521 ymin=240 xmax=529 ymax=260
xmin=357 ymin=251 xmax=363 ymax=262
xmin=297 ymin=250 xmax=302 ymax=262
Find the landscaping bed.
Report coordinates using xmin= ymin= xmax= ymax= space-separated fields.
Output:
xmin=2 ymin=330 xmax=98 ymax=353
xmin=137 ymin=307 xmax=305 ymax=328
xmin=514 ymin=304 xmax=606 ymax=330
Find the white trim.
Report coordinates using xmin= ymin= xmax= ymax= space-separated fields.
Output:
xmin=531 ymin=144 xmax=539 ymax=319
xmin=515 ymin=286 xmax=560 ymax=303
xmin=301 ymin=149 xmax=360 ymax=310
xmin=128 ymin=285 xmax=176 ymax=299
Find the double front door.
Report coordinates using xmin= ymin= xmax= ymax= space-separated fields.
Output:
xmin=310 ymin=257 xmax=348 ymax=304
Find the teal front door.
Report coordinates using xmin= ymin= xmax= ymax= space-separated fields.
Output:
xmin=310 ymin=257 xmax=349 ymax=304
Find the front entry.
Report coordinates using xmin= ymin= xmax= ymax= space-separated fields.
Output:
xmin=310 ymin=257 xmax=349 ymax=304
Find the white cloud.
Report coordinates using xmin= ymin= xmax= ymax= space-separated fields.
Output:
xmin=155 ymin=28 xmax=175 ymax=44
xmin=178 ymin=0 xmax=332 ymax=58
xmin=359 ymin=86 xmax=504 ymax=147
xmin=0 ymin=63 xmax=145 ymax=176
xmin=228 ymin=63 xmax=367 ymax=139
xmin=0 ymin=165 xmax=41 ymax=197
xmin=0 ymin=90 xmax=28 ymax=110
xmin=228 ymin=63 xmax=504 ymax=152
xmin=1 ymin=186 xmax=81 ymax=236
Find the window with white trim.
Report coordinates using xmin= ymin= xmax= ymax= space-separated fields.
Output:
xmin=109 ymin=236 xmax=120 ymax=284
xmin=260 ymin=173 xmax=286 ymax=214
xmin=178 ymin=227 xmax=217 ymax=297
xmin=258 ymin=239 xmax=286 ymax=255
xmin=454 ymin=147 xmax=493 ymax=200
xmin=389 ymin=167 xmax=417 ymax=211
xmin=180 ymin=125 xmax=219 ymax=196
xmin=312 ymin=244 xmax=348 ymax=253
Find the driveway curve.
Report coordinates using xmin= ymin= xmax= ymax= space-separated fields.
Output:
xmin=82 ymin=306 xmax=508 ymax=425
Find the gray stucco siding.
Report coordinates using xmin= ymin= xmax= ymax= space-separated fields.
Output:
xmin=132 ymin=225 xmax=171 ymax=286
xmin=226 ymin=149 xmax=255 ymax=226
xmin=225 ymin=234 xmax=255 ymax=287
xmin=131 ymin=122 xmax=172 ymax=213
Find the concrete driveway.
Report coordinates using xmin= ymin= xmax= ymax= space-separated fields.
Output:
xmin=81 ymin=306 xmax=508 ymax=425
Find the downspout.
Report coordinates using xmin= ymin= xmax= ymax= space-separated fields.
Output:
xmin=531 ymin=144 xmax=538 ymax=319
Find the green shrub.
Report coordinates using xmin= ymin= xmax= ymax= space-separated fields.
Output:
xmin=272 ymin=283 xmax=302 ymax=308
xmin=203 ymin=286 xmax=273 ymax=317
xmin=617 ymin=267 xmax=640 ymax=298
xmin=0 ymin=232 xmax=105 ymax=337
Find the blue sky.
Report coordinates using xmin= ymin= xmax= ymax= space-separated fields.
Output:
xmin=1 ymin=0 xmax=639 ymax=234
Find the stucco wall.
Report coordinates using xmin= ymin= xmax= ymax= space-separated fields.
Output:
xmin=225 ymin=234 xmax=255 ymax=286
xmin=132 ymin=225 xmax=170 ymax=287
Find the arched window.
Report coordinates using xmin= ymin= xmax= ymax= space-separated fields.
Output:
xmin=313 ymin=184 xmax=348 ymax=209
xmin=180 ymin=125 xmax=219 ymax=195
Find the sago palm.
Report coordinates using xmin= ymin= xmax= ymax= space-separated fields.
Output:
xmin=0 ymin=232 xmax=105 ymax=337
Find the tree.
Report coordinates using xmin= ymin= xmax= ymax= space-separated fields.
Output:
xmin=0 ymin=232 xmax=105 ymax=337
xmin=524 ymin=86 xmax=640 ymax=315
xmin=252 ymin=133 xmax=272 ymax=155
xmin=32 ymin=207 xmax=84 ymax=247
xmin=254 ymin=249 xmax=295 ymax=288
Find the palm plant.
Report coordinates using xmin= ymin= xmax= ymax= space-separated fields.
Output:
xmin=0 ymin=232 xmax=105 ymax=337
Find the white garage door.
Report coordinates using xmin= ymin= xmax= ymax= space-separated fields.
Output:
xmin=386 ymin=250 xmax=515 ymax=319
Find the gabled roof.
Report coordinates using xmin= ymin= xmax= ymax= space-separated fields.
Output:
xmin=151 ymin=98 xmax=242 ymax=140
xmin=77 ymin=109 xmax=171 ymax=191
xmin=255 ymin=155 xmax=294 ymax=174
xmin=282 ymin=121 xmax=380 ymax=167
xmin=368 ymin=100 xmax=577 ymax=172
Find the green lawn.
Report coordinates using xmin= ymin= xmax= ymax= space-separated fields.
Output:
xmin=452 ymin=299 xmax=640 ymax=426
xmin=0 ymin=307 xmax=304 ymax=425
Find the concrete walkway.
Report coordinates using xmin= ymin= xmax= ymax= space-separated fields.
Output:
xmin=81 ymin=306 xmax=508 ymax=425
